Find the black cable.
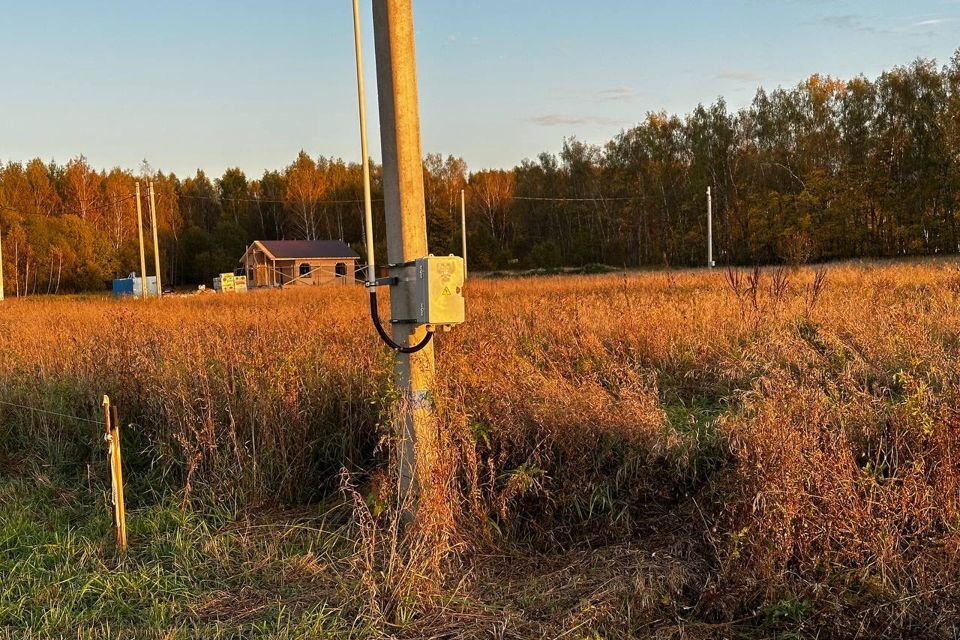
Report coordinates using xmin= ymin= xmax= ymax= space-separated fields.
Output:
xmin=0 ymin=193 xmax=136 ymax=218
xmin=368 ymin=289 xmax=433 ymax=354
xmin=178 ymin=193 xmax=385 ymax=206
xmin=511 ymin=195 xmax=640 ymax=202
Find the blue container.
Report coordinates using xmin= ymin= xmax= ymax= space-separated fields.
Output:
xmin=112 ymin=275 xmax=158 ymax=297
xmin=112 ymin=278 xmax=135 ymax=296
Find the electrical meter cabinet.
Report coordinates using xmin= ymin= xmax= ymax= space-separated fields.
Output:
xmin=414 ymin=255 xmax=465 ymax=328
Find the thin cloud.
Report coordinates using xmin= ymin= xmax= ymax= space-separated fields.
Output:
xmin=530 ymin=114 xmax=626 ymax=127
xmin=816 ymin=14 xmax=886 ymax=34
xmin=910 ymin=17 xmax=953 ymax=26
xmin=814 ymin=13 xmax=955 ymax=35
xmin=596 ymin=86 xmax=637 ymax=102
xmin=555 ymin=86 xmax=640 ymax=103
xmin=718 ymin=69 xmax=762 ymax=82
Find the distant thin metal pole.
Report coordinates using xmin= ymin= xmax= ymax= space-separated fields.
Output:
xmin=135 ymin=183 xmax=148 ymax=299
xmin=707 ymin=186 xmax=714 ymax=269
xmin=148 ymin=182 xmax=162 ymax=296
xmin=0 ymin=227 xmax=5 ymax=302
xmin=353 ymin=0 xmax=377 ymax=288
xmin=461 ymin=189 xmax=468 ymax=279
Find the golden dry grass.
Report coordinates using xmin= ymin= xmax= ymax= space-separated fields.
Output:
xmin=1 ymin=259 xmax=959 ymax=638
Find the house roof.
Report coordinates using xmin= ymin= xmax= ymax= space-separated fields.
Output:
xmin=247 ymin=240 xmax=360 ymax=261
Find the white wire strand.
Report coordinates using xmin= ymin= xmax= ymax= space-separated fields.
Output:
xmin=0 ymin=399 xmax=102 ymax=425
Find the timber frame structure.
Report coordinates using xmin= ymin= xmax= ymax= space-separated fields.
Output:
xmin=240 ymin=240 xmax=361 ymax=288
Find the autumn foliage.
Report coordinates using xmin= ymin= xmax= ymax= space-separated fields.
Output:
xmin=3 ymin=51 xmax=960 ymax=298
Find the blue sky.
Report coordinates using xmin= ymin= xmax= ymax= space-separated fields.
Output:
xmin=0 ymin=0 xmax=957 ymax=178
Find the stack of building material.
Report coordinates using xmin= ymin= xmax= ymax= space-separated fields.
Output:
xmin=213 ymin=273 xmax=247 ymax=293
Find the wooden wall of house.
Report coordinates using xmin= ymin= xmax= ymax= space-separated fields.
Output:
xmin=243 ymin=249 xmax=358 ymax=287
xmin=290 ymin=259 xmax=357 ymax=286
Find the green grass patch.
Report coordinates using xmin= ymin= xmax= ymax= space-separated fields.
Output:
xmin=0 ymin=471 xmax=359 ymax=639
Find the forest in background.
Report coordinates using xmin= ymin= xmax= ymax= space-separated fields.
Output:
xmin=0 ymin=50 xmax=958 ymax=292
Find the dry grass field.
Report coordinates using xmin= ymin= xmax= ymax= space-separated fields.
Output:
xmin=1 ymin=260 xmax=959 ymax=639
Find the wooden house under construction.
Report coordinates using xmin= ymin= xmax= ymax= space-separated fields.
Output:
xmin=240 ymin=240 xmax=360 ymax=288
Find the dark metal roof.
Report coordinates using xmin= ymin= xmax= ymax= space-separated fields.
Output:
xmin=257 ymin=240 xmax=360 ymax=260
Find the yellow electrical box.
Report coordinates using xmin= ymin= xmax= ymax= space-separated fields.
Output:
xmin=414 ymin=255 xmax=465 ymax=328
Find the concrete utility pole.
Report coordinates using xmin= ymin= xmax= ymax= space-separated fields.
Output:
xmin=460 ymin=188 xmax=468 ymax=278
xmin=707 ymin=186 xmax=714 ymax=269
xmin=148 ymin=182 xmax=162 ymax=297
xmin=0 ymin=228 xmax=5 ymax=302
xmin=135 ymin=183 xmax=148 ymax=299
xmin=372 ymin=0 xmax=438 ymax=508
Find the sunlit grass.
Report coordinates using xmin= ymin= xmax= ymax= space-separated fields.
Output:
xmin=1 ymin=258 xmax=959 ymax=638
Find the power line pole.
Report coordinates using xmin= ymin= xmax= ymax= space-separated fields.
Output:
xmin=461 ymin=188 xmax=468 ymax=279
xmin=372 ymin=0 xmax=438 ymax=511
xmin=707 ymin=186 xmax=714 ymax=269
xmin=148 ymin=182 xmax=163 ymax=297
xmin=135 ymin=183 xmax=148 ymax=300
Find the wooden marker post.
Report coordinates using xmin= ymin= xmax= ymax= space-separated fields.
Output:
xmin=102 ymin=395 xmax=127 ymax=553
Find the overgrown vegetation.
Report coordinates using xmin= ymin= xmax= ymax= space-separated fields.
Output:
xmin=1 ymin=260 xmax=958 ymax=638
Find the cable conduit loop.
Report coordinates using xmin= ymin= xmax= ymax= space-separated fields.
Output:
xmin=368 ymin=290 xmax=433 ymax=354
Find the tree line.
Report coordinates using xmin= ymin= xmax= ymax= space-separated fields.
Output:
xmin=1 ymin=51 xmax=958 ymax=293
